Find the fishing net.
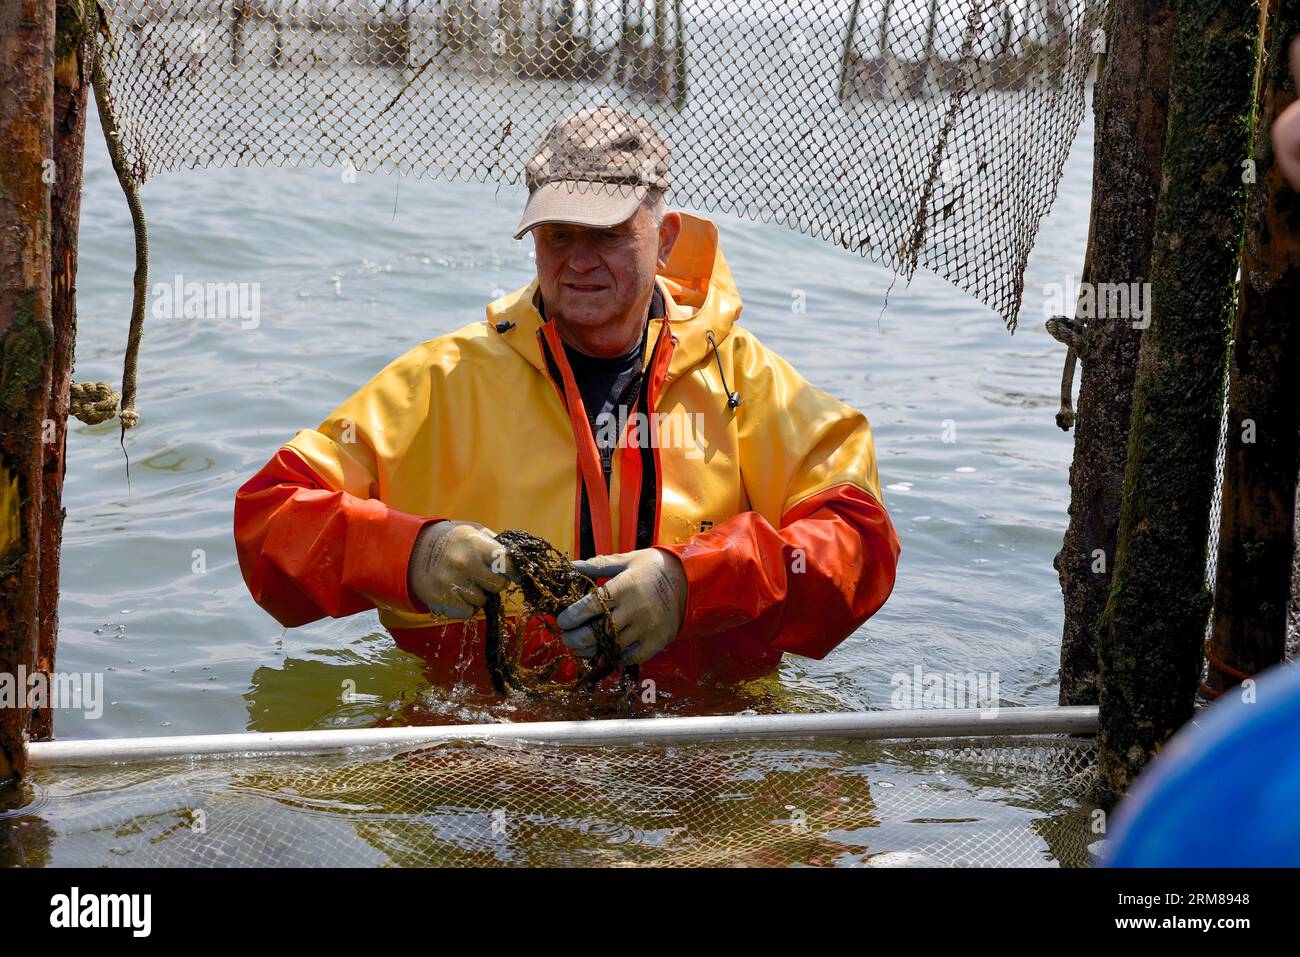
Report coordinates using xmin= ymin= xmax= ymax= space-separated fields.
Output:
xmin=94 ymin=0 xmax=1107 ymax=327
xmin=5 ymin=735 xmax=1100 ymax=867
xmin=1200 ymin=384 xmax=1299 ymax=688
xmin=1205 ymin=387 xmax=1230 ymax=643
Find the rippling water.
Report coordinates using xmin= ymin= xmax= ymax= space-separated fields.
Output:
xmin=54 ymin=93 xmax=1092 ymax=741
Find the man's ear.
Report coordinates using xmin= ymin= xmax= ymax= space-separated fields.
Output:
xmin=657 ymin=210 xmax=683 ymax=269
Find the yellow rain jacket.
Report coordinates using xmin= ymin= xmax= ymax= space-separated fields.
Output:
xmin=235 ymin=212 xmax=900 ymax=688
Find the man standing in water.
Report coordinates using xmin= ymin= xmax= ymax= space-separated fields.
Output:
xmin=234 ymin=107 xmax=899 ymax=689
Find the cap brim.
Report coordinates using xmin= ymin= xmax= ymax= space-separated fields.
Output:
xmin=513 ymin=181 xmax=648 ymax=240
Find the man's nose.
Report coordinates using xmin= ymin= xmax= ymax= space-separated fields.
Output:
xmin=566 ymin=236 xmax=603 ymax=273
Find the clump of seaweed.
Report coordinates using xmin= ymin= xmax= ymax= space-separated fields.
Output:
xmin=484 ymin=530 xmax=638 ymax=701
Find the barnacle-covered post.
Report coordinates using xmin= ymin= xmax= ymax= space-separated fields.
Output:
xmin=1056 ymin=0 xmax=1175 ymax=706
xmin=30 ymin=1 xmax=97 ymax=743
xmin=1206 ymin=0 xmax=1300 ymax=693
xmin=0 ymin=0 xmax=56 ymax=781
xmin=1095 ymin=0 xmax=1259 ymax=804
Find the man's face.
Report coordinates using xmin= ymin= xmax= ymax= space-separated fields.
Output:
xmin=532 ymin=203 xmax=681 ymax=352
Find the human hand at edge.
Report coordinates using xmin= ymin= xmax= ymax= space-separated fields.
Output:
xmin=1271 ymin=38 xmax=1300 ymax=191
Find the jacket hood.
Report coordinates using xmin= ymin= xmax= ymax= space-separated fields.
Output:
xmin=486 ymin=211 xmax=743 ymax=382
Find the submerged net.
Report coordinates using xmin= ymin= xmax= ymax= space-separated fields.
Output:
xmin=95 ymin=0 xmax=1107 ymax=327
xmin=6 ymin=735 xmax=1099 ymax=867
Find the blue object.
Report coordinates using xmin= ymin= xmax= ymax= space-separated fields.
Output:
xmin=1105 ymin=661 xmax=1300 ymax=867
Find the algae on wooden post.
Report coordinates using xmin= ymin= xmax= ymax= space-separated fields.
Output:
xmin=0 ymin=0 xmax=57 ymax=781
xmin=31 ymin=0 xmax=96 ymax=743
xmin=1207 ymin=0 xmax=1300 ymax=692
xmin=1095 ymin=0 xmax=1259 ymax=803
xmin=1056 ymin=0 xmax=1176 ymax=706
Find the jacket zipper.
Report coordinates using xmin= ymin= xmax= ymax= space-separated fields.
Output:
xmin=536 ymin=319 xmax=675 ymax=557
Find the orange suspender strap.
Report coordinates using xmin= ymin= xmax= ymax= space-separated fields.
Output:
xmin=535 ymin=328 xmax=585 ymax=553
xmin=646 ymin=324 xmax=676 ymax=545
xmin=617 ymin=321 xmax=675 ymax=552
xmin=539 ymin=321 xmax=615 ymax=556
xmin=617 ymin=425 xmax=642 ymax=554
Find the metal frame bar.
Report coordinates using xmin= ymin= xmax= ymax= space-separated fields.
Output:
xmin=28 ymin=706 xmax=1098 ymax=768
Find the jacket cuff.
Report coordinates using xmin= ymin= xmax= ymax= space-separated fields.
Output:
xmin=341 ymin=502 xmax=438 ymax=615
xmin=654 ymin=534 xmax=751 ymax=640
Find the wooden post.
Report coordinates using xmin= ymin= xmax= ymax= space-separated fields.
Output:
xmin=922 ymin=0 xmax=941 ymax=64
xmin=617 ymin=0 xmax=631 ymax=83
xmin=0 ymin=0 xmax=57 ymax=782
xmin=272 ymin=0 xmax=284 ymax=68
xmin=1095 ymin=0 xmax=1259 ymax=804
xmin=400 ymin=0 xmax=412 ymax=71
xmin=30 ymin=1 xmax=96 ymax=744
xmin=560 ymin=0 xmax=577 ymax=77
xmin=672 ymin=0 xmax=686 ymax=109
xmin=912 ymin=0 xmax=942 ymax=97
xmin=1207 ymin=0 xmax=1300 ymax=692
xmin=880 ymin=0 xmax=895 ymax=54
xmin=653 ymin=0 xmax=667 ymax=98
xmin=836 ymin=0 xmax=864 ymax=102
xmin=1056 ymin=0 xmax=1176 ymax=706
xmin=501 ymin=0 xmax=523 ymax=68
xmin=231 ymin=2 xmax=247 ymax=67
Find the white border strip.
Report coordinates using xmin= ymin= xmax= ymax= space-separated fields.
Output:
xmin=28 ymin=706 xmax=1098 ymax=768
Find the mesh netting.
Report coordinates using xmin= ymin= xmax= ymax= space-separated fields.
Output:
xmin=1203 ymin=370 xmax=1300 ymax=663
xmin=6 ymin=736 xmax=1099 ymax=867
xmin=95 ymin=0 xmax=1106 ymax=326
xmin=1205 ymin=385 xmax=1230 ymax=643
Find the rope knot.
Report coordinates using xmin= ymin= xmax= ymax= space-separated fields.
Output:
xmin=69 ymin=381 xmax=140 ymax=429
xmin=69 ymin=380 xmax=121 ymax=426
